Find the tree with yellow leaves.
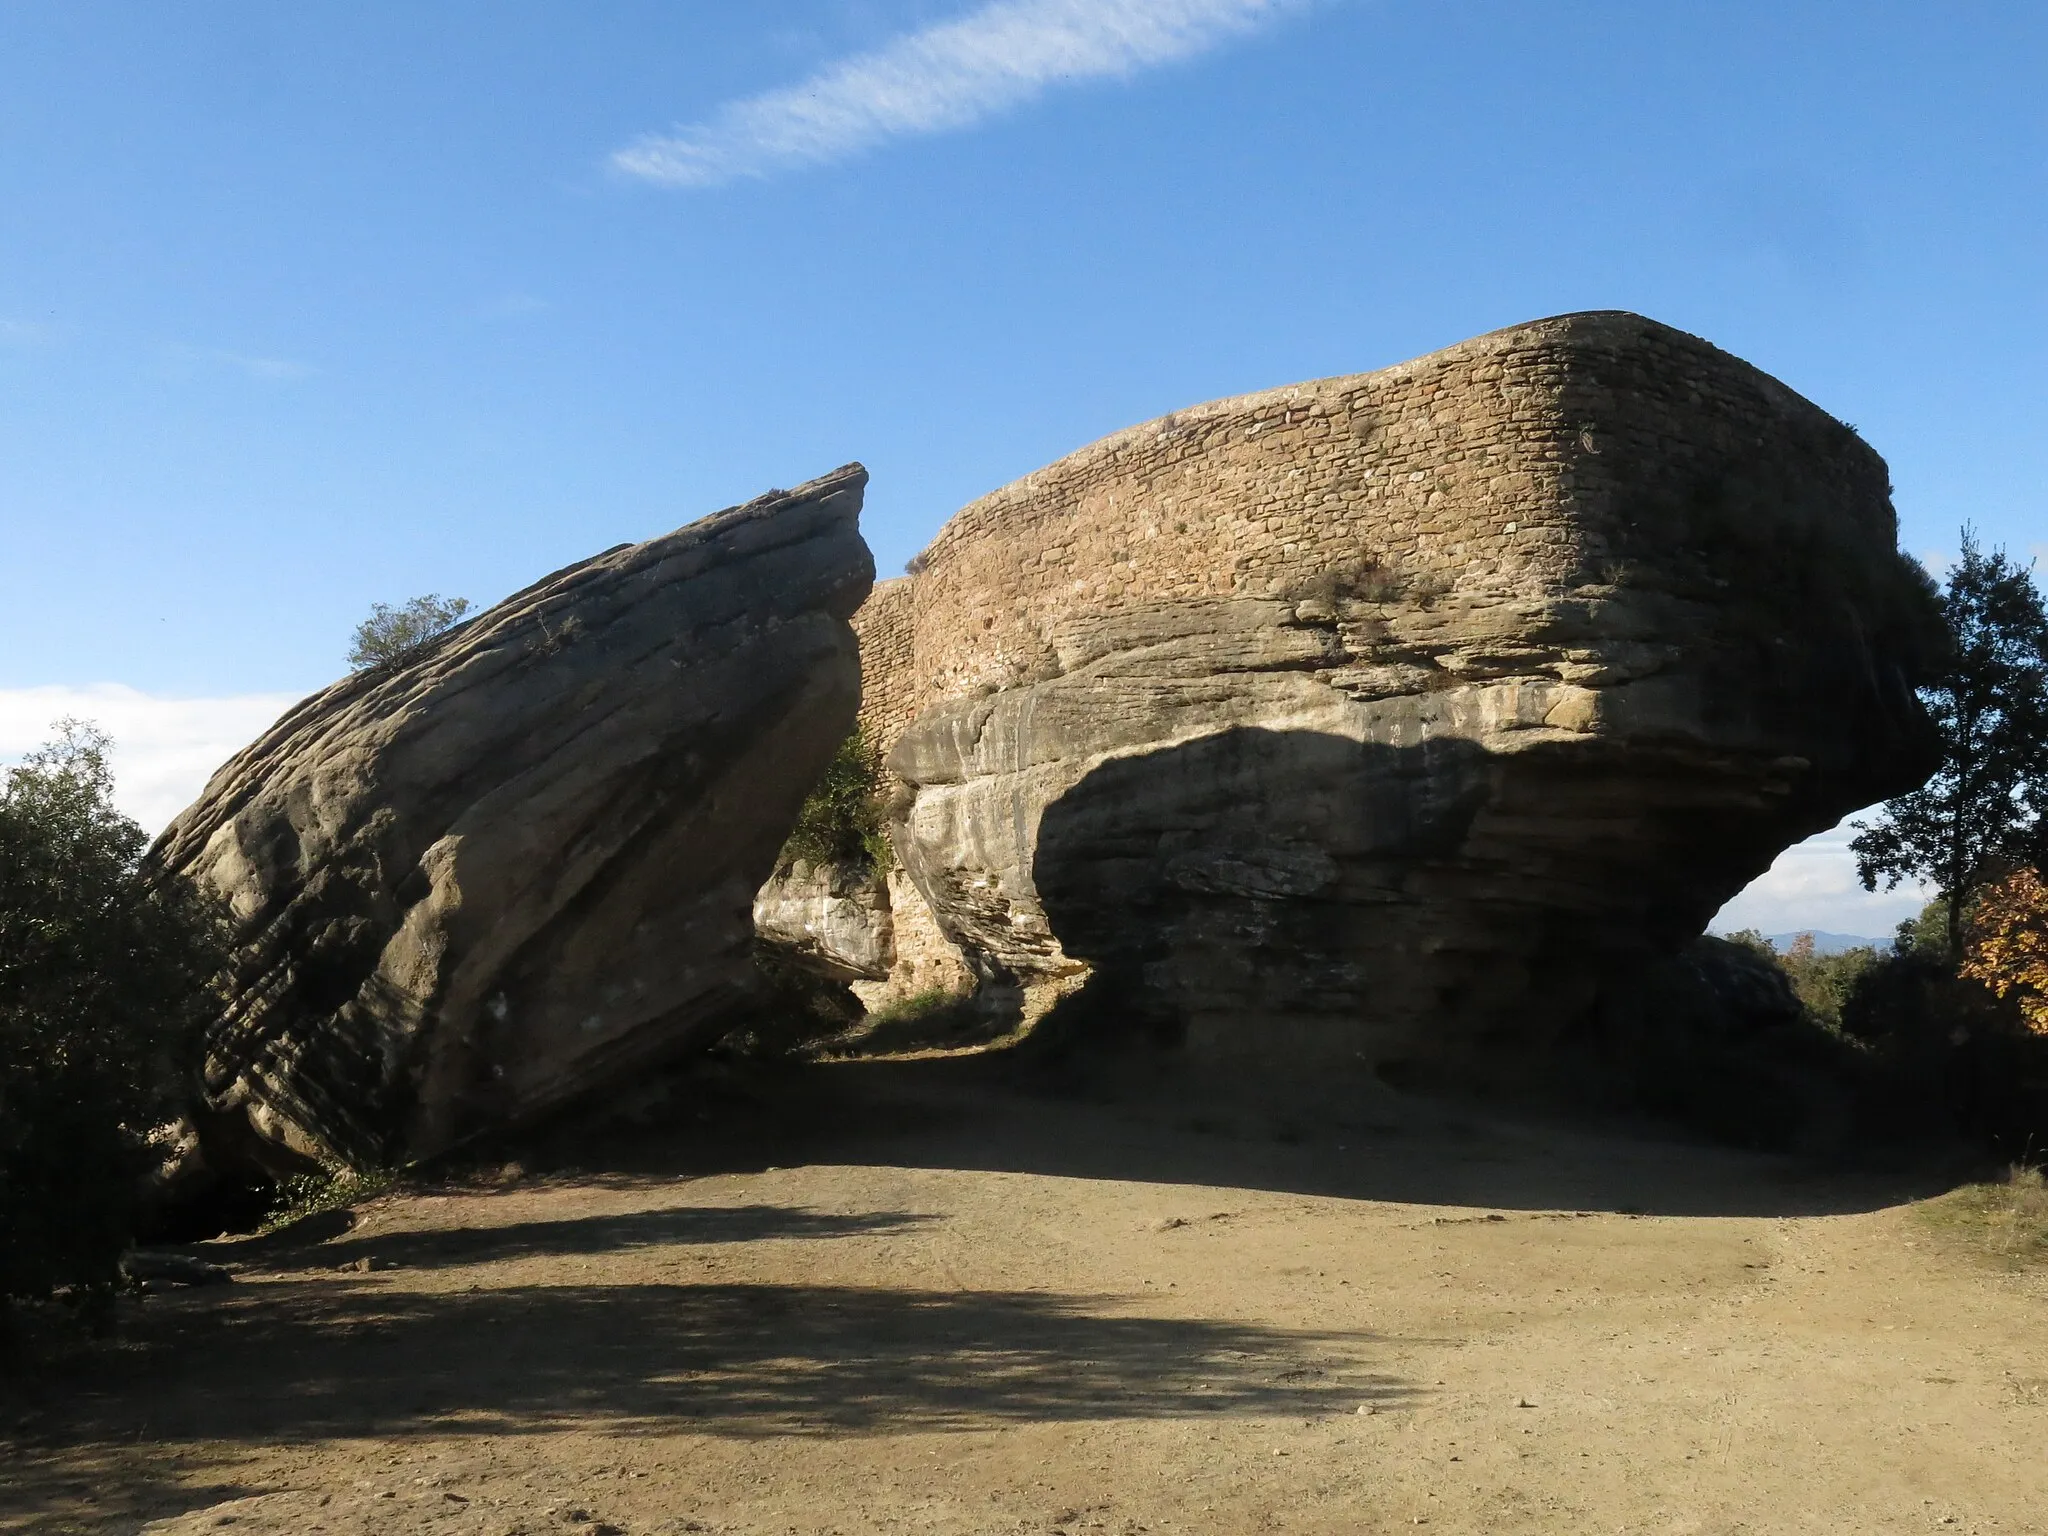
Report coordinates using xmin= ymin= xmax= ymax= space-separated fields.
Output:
xmin=1961 ymin=867 xmax=2048 ymax=1036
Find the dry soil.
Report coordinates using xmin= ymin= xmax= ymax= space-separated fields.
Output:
xmin=3 ymin=1059 xmax=2043 ymax=1535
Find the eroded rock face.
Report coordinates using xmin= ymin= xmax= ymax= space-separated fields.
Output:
xmin=153 ymin=466 xmax=873 ymax=1171
xmin=752 ymin=862 xmax=894 ymax=984
xmin=861 ymin=314 xmax=1941 ymax=1075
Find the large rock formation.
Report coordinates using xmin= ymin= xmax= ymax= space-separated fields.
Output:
xmin=153 ymin=466 xmax=873 ymax=1172
xmin=852 ymin=314 xmax=1941 ymax=1076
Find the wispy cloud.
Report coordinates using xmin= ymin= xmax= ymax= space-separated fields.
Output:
xmin=473 ymin=291 xmax=549 ymax=320
xmin=0 ymin=684 xmax=304 ymax=834
xmin=0 ymin=317 xmax=55 ymax=347
xmin=163 ymin=344 xmax=315 ymax=382
xmin=208 ymin=349 xmax=314 ymax=381
xmin=614 ymin=0 xmax=1312 ymax=188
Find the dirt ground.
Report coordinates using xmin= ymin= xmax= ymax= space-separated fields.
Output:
xmin=3 ymin=1058 xmax=2044 ymax=1536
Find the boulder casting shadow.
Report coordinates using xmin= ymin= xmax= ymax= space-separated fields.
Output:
xmin=1024 ymin=725 xmax=1872 ymax=1135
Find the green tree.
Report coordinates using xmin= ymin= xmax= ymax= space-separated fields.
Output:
xmin=347 ymin=593 xmax=472 ymax=671
xmin=1853 ymin=531 xmax=2048 ymax=957
xmin=1894 ymin=897 xmax=1951 ymax=959
xmin=0 ymin=723 xmax=224 ymax=1315
xmin=1775 ymin=933 xmax=1883 ymax=1034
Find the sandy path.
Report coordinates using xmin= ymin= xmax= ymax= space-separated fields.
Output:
xmin=3 ymin=1062 xmax=2043 ymax=1535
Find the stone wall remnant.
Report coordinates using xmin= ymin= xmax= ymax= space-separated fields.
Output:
xmin=848 ymin=313 xmax=1941 ymax=1074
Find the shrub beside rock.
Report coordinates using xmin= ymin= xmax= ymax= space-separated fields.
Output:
xmin=0 ymin=725 xmax=224 ymax=1317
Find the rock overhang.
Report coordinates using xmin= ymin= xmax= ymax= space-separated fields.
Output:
xmin=849 ymin=313 xmax=1941 ymax=1070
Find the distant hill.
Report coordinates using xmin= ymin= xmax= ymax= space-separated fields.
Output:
xmin=1762 ymin=930 xmax=1890 ymax=955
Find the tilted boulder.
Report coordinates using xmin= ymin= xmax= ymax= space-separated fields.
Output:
xmin=153 ymin=466 xmax=873 ymax=1171
xmin=855 ymin=314 xmax=1942 ymax=1077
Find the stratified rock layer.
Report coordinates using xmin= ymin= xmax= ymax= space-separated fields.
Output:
xmin=154 ymin=466 xmax=873 ymax=1170
xmin=752 ymin=863 xmax=894 ymax=984
xmin=861 ymin=314 xmax=1940 ymax=1073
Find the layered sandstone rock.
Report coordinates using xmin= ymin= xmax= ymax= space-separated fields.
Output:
xmin=752 ymin=862 xmax=894 ymax=985
xmin=857 ymin=313 xmax=1941 ymax=1073
xmin=154 ymin=466 xmax=873 ymax=1171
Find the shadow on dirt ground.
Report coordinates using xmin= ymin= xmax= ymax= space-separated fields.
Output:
xmin=16 ymin=1278 xmax=1408 ymax=1443
xmin=3 ymin=1251 xmax=1411 ymax=1530
xmin=219 ymin=1201 xmax=938 ymax=1274
xmin=510 ymin=1053 xmax=1965 ymax=1221
xmin=0 ymin=1056 xmax=1980 ymax=1533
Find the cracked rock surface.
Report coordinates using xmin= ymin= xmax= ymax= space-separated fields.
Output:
xmin=151 ymin=466 xmax=873 ymax=1172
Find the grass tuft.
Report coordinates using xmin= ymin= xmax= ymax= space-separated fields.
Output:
xmin=1915 ymin=1164 xmax=2048 ymax=1268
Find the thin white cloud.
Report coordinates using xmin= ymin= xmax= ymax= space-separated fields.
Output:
xmin=475 ymin=292 xmax=549 ymax=320
xmin=163 ymin=344 xmax=315 ymax=382
xmin=0 ymin=317 xmax=53 ymax=346
xmin=1711 ymin=817 xmax=1932 ymax=943
xmin=207 ymin=349 xmax=314 ymax=381
xmin=0 ymin=685 xmax=304 ymax=835
xmin=614 ymin=0 xmax=1312 ymax=188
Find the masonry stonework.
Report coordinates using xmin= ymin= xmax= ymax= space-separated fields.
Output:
xmin=847 ymin=313 xmax=1939 ymax=1070
xmin=861 ymin=312 xmax=1901 ymax=740
xmin=849 ymin=576 xmax=919 ymax=752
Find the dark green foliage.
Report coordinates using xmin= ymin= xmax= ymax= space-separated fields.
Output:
xmin=263 ymin=1168 xmax=399 ymax=1233
xmin=1853 ymin=532 xmax=2048 ymax=953
xmin=1607 ymin=936 xmax=1859 ymax=1152
xmin=1715 ymin=901 xmax=2048 ymax=1157
xmin=1774 ymin=934 xmax=1883 ymax=1034
xmin=1894 ymin=897 xmax=1954 ymax=963
xmin=1834 ymin=943 xmax=2048 ymax=1154
xmin=347 ymin=593 xmax=472 ymax=671
xmin=730 ymin=939 xmax=866 ymax=1060
xmin=0 ymin=724 xmax=225 ymax=1310
xmin=1629 ymin=914 xmax=2048 ymax=1156
xmin=1720 ymin=927 xmax=1884 ymax=1033
xmin=779 ymin=725 xmax=891 ymax=872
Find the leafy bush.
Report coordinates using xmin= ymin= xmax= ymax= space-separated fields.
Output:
xmin=347 ymin=593 xmax=472 ymax=671
xmin=1961 ymin=867 xmax=2048 ymax=1034
xmin=0 ymin=724 xmax=224 ymax=1317
xmin=263 ymin=1167 xmax=399 ymax=1233
xmin=1781 ymin=935 xmax=1883 ymax=1033
xmin=780 ymin=725 xmax=891 ymax=872
xmin=1691 ymin=919 xmax=2048 ymax=1152
xmin=1718 ymin=929 xmax=1882 ymax=1034
xmin=1894 ymin=898 xmax=1953 ymax=962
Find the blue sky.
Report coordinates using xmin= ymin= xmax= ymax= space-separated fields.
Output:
xmin=3 ymin=0 xmax=2044 ymax=933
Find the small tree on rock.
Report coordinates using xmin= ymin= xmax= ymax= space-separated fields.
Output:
xmin=347 ymin=594 xmax=471 ymax=671
xmin=779 ymin=726 xmax=890 ymax=872
xmin=1852 ymin=531 xmax=2048 ymax=957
